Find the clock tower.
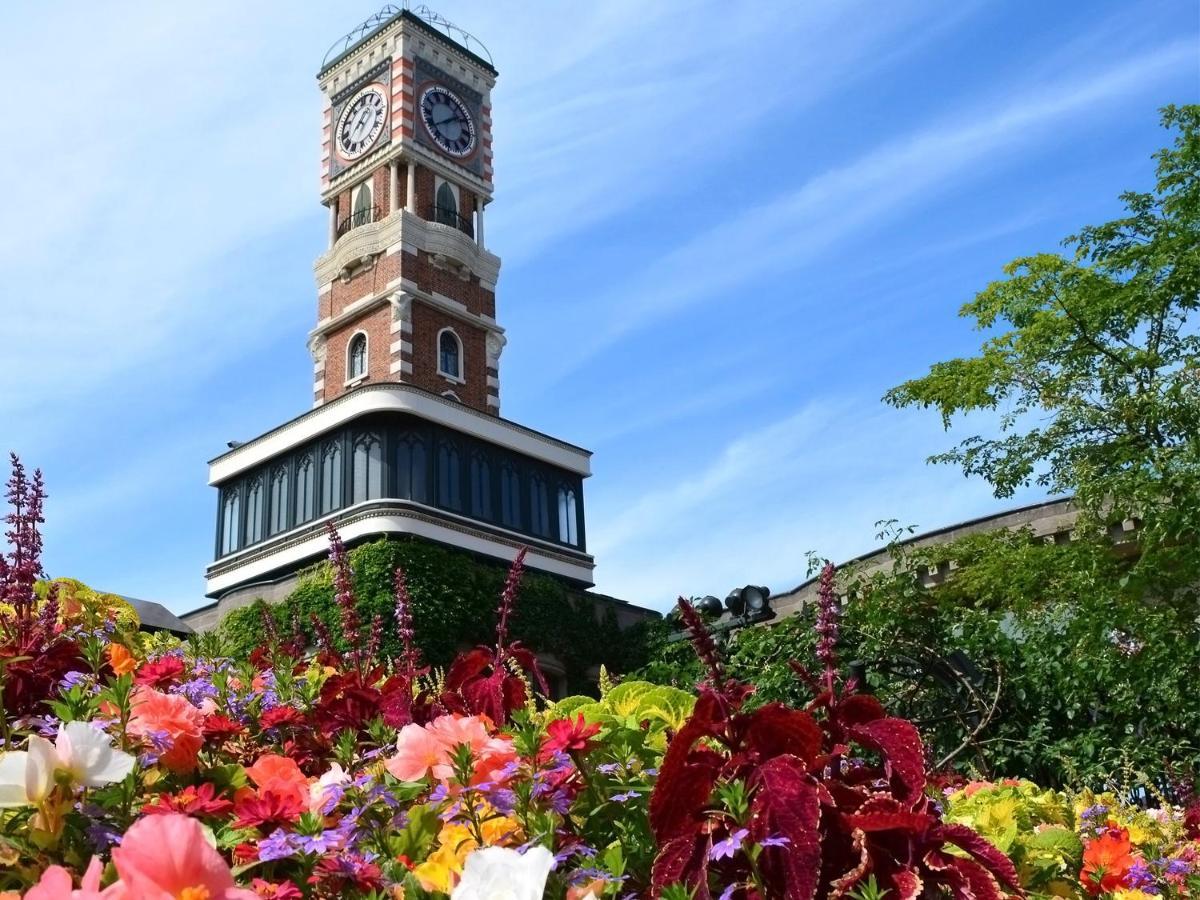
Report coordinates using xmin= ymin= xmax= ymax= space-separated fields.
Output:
xmin=311 ymin=7 xmax=502 ymax=415
xmin=186 ymin=7 xmax=651 ymax=633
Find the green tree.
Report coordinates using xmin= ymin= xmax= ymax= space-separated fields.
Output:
xmin=885 ymin=105 xmax=1200 ymax=579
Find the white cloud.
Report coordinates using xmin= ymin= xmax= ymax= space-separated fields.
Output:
xmin=524 ymin=37 xmax=1194 ymax=385
xmin=587 ymin=398 xmax=1040 ymax=608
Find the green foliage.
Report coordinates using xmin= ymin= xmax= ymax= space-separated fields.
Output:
xmin=884 ymin=105 xmax=1200 ymax=582
xmin=639 ymin=526 xmax=1200 ymax=786
xmin=943 ymin=781 xmax=1080 ymax=896
xmin=215 ymin=537 xmax=653 ymax=692
xmin=548 ymin=679 xmax=695 ymax=749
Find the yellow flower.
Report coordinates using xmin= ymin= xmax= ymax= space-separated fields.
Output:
xmin=1114 ymin=890 xmax=1158 ymax=900
xmin=414 ymin=839 xmax=465 ymax=895
xmin=413 ymin=817 xmax=525 ymax=894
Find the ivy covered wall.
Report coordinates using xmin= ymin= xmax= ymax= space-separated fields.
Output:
xmin=214 ymin=537 xmax=656 ymax=695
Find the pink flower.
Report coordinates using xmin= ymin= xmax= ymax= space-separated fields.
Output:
xmin=127 ymin=687 xmax=205 ymax=774
xmin=386 ymin=722 xmax=452 ymax=782
xmin=24 ymin=858 xmax=107 ymax=899
xmin=108 ymin=813 xmax=257 ymax=899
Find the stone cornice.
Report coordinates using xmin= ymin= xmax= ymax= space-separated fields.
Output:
xmin=205 ymin=499 xmax=592 ymax=595
xmin=314 ymin=209 xmax=500 ymax=289
xmin=208 ymin=382 xmax=592 ymax=479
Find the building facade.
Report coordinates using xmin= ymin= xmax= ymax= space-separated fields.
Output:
xmin=184 ymin=8 xmax=640 ymax=632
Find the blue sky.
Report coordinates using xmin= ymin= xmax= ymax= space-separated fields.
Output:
xmin=0 ymin=1 xmax=1195 ymax=614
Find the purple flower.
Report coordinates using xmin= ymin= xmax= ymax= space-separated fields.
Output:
xmin=759 ymin=835 xmax=791 ymax=849
xmin=709 ymin=828 xmax=749 ymax=861
xmin=611 ymin=790 xmax=640 ymax=803
xmin=257 ymin=829 xmax=298 ymax=861
xmin=597 ymin=762 xmax=622 ymax=775
xmin=1165 ymin=857 xmax=1192 ymax=877
xmin=718 ymin=886 xmax=738 ymax=900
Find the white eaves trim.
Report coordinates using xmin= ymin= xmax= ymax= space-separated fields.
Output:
xmin=205 ymin=505 xmax=594 ymax=594
xmin=209 ymin=383 xmax=591 ymax=483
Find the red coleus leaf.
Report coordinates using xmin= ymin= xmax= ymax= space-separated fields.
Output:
xmin=828 ymin=827 xmax=871 ymax=900
xmin=836 ymin=693 xmax=887 ymax=726
xmin=749 ymin=755 xmax=823 ymax=900
xmin=444 ymin=647 xmax=492 ymax=691
xmin=741 ymin=704 xmax=822 ymax=765
xmin=926 ymin=851 xmax=1009 ymax=900
xmin=891 ymin=867 xmax=924 ymax=900
xmin=934 ymin=823 xmax=1022 ymax=891
xmin=847 ymin=717 xmax=926 ymax=804
xmin=651 ymin=833 xmax=713 ymax=900
xmin=843 ymin=809 xmax=937 ymax=834
xmin=650 ymin=693 xmax=722 ymax=842
xmin=505 ymin=643 xmax=550 ymax=697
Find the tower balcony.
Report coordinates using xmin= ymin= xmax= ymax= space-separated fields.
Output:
xmin=315 ymin=208 xmax=500 ymax=290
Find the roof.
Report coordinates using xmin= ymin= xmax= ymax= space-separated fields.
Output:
xmin=115 ymin=595 xmax=195 ymax=636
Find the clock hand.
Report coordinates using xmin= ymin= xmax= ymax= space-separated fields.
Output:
xmin=433 ymin=111 xmax=459 ymax=126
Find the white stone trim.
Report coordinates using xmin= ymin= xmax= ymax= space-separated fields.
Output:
xmin=314 ymin=208 xmax=500 ymax=291
xmin=209 ymin=384 xmax=591 ymax=482
xmin=206 ymin=502 xmax=593 ymax=596
xmin=390 ymin=338 xmax=411 ymax=355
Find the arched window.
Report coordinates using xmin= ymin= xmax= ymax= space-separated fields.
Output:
xmin=437 ymin=441 xmax=461 ymax=510
xmin=295 ymin=454 xmax=315 ymax=524
xmin=220 ymin=490 xmax=240 ymax=555
xmin=269 ymin=466 xmax=289 ymax=536
xmin=352 ymin=432 xmax=383 ymax=503
xmin=438 ymin=329 xmax=462 ymax=381
xmin=435 ymin=181 xmax=458 ymax=227
xmin=469 ymin=452 xmax=492 ymax=520
xmin=396 ymin=431 xmax=428 ymax=503
xmin=352 ymin=180 xmax=373 ymax=227
xmin=245 ymin=476 xmax=264 ymax=545
xmin=321 ymin=441 xmax=343 ymax=514
xmin=347 ymin=333 xmax=367 ymax=381
xmin=499 ymin=462 xmax=521 ymax=529
xmin=557 ymin=487 xmax=578 ymax=546
xmin=529 ymin=474 xmax=550 ymax=537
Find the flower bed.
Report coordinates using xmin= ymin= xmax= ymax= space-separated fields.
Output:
xmin=2 ymin=454 xmax=1192 ymax=899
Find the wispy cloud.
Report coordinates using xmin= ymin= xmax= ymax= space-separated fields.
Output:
xmin=587 ymin=398 xmax=1038 ymax=608
xmin=526 ymin=37 xmax=1193 ymax=387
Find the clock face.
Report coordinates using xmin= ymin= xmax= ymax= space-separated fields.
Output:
xmin=420 ymin=86 xmax=476 ymax=157
xmin=336 ymin=86 xmax=388 ymax=160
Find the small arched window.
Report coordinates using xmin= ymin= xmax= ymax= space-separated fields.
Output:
xmin=557 ymin=487 xmax=578 ymax=546
xmin=397 ymin=431 xmax=428 ymax=503
xmin=352 ymin=181 xmax=374 ymax=227
xmin=295 ymin=454 xmax=315 ymax=524
xmin=321 ymin=441 xmax=343 ymax=514
xmin=245 ymin=476 xmax=264 ymax=545
xmin=438 ymin=329 xmax=462 ymax=381
xmin=220 ymin=490 xmax=241 ymax=555
xmin=347 ymin=333 xmax=367 ymax=381
xmin=438 ymin=441 xmax=462 ymax=510
xmin=529 ymin=474 xmax=550 ymax=538
xmin=500 ymin=463 xmax=521 ymax=529
xmin=269 ymin=466 xmax=289 ymax=536
xmin=435 ymin=181 xmax=458 ymax=227
xmin=352 ymin=432 xmax=383 ymax=503
xmin=469 ymin=452 xmax=492 ymax=520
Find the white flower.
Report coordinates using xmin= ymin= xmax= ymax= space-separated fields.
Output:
xmin=309 ymin=761 xmax=349 ymax=812
xmin=0 ymin=722 xmax=134 ymax=807
xmin=451 ymin=846 xmax=555 ymax=900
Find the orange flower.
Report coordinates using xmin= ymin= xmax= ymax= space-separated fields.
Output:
xmin=1082 ymin=828 xmax=1135 ymax=895
xmin=245 ymin=753 xmax=310 ymax=807
xmin=127 ymin=686 xmax=205 ymax=773
xmin=107 ymin=643 xmax=137 ymax=676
